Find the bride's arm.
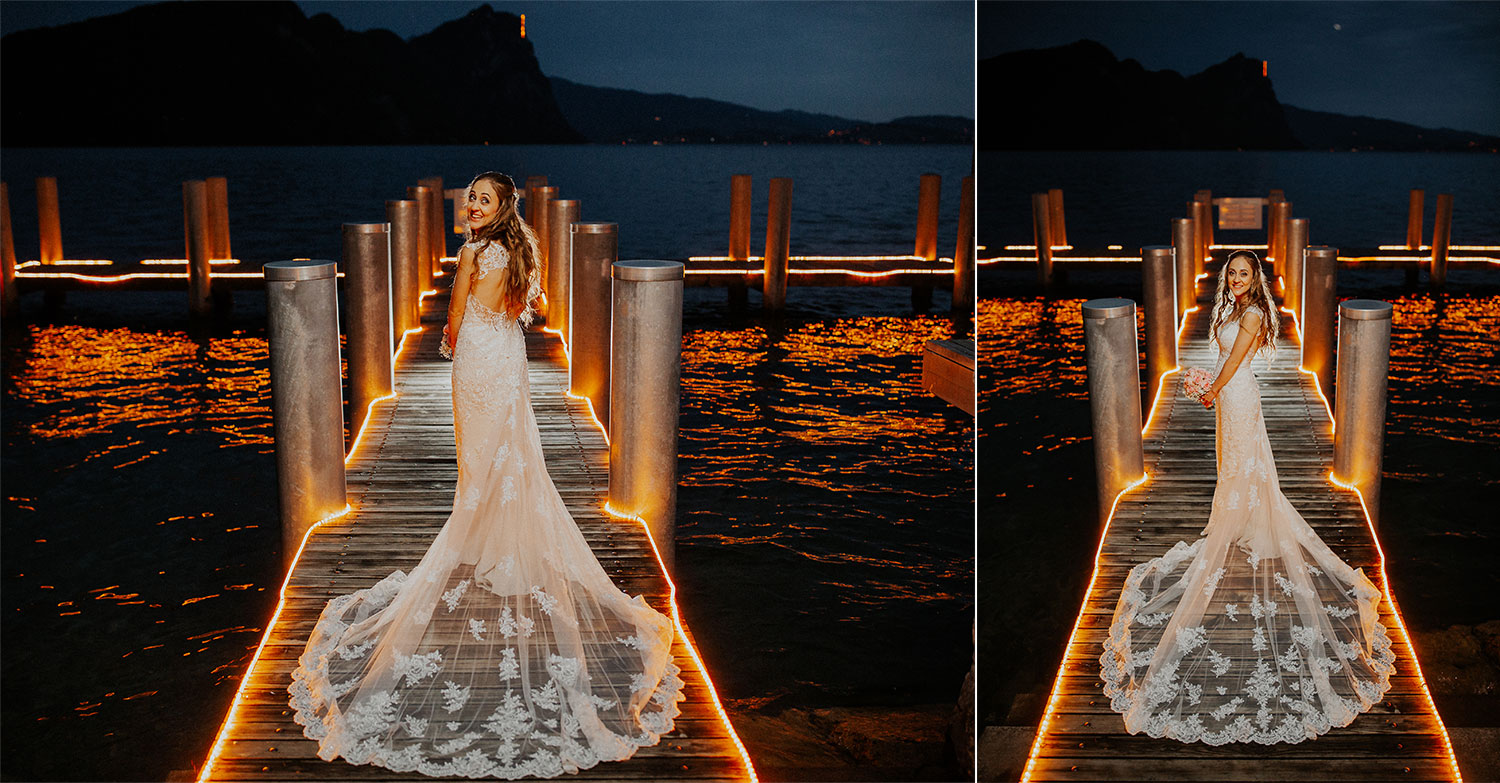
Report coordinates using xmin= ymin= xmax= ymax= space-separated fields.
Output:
xmin=445 ymin=246 xmax=475 ymax=350
xmin=1201 ymin=310 xmax=1263 ymax=407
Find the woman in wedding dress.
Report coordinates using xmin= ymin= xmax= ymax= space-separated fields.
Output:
xmin=289 ymin=172 xmax=684 ymax=778
xmin=1099 ymin=250 xmax=1395 ymax=745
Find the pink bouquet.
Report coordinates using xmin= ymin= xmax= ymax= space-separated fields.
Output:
xmin=1181 ymin=367 xmax=1214 ymax=407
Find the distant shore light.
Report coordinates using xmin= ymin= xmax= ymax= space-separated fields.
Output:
xmin=520 ymin=14 xmax=526 ymax=38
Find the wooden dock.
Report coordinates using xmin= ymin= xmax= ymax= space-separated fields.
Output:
xmin=197 ymin=288 xmax=755 ymax=782
xmin=1019 ymin=279 xmax=1464 ymax=781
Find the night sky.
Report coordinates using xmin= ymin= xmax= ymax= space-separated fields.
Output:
xmin=980 ymin=1 xmax=1500 ymax=137
xmin=0 ymin=0 xmax=974 ymax=124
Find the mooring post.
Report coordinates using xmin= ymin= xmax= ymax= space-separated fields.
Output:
xmin=36 ymin=177 xmax=62 ymax=264
xmin=533 ymin=186 xmax=557 ymax=317
xmin=183 ymin=180 xmax=213 ymax=317
xmin=264 ymin=260 xmax=347 ymax=567
xmin=1431 ymin=193 xmax=1453 ymax=290
xmin=1406 ymin=189 xmax=1425 ymax=250
xmin=1047 ymin=188 xmax=1068 ymax=248
xmin=1171 ymin=217 xmax=1195 ymax=320
xmin=525 ymin=175 xmax=548 ymax=208
xmin=1301 ymin=246 xmax=1339 ymax=396
xmin=2 ymin=183 xmax=17 ymax=320
xmin=953 ymin=174 xmax=975 ymax=318
xmin=1195 ymin=189 xmax=1214 ymax=250
xmin=386 ymin=199 xmax=420 ymax=339
xmin=547 ymin=198 xmax=579 ymax=336
xmin=912 ymin=173 xmax=941 ymax=311
xmin=728 ymin=174 xmax=752 ymax=310
xmin=1271 ymin=200 xmax=1294 ymax=280
xmin=763 ymin=177 xmax=792 ymax=311
xmin=1334 ymin=299 xmax=1393 ymax=527
xmin=1191 ymin=199 xmax=1211 ymax=274
xmin=1266 ymin=191 xmax=1285 ymax=270
xmin=1285 ymin=218 xmax=1309 ymax=318
xmin=1142 ymin=246 xmax=1178 ymax=409
xmin=407 ymin=185 xmax=434 ymax=286
xmin=343 ymin=222 xmax=395 ymax=439
xmin=570 ymin=222 xmax=617 ymax=432
xmin=1032 ymin=192 xmax=1053 ymax=290
xmin=609 ymin=260 xmax=684 ymax=572
xmin=206 ymin=176 xmax=231 ymax=261
xmin=419 ymin=176 xmax=445 ymax=265
xmin=1083 ymin=298 xmax=1145 ymax=526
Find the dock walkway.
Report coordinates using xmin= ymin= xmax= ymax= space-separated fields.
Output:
xmin=1021 ymin=279 xmax=1462 ymax=781
xmin=199 ymin=289 xmax=753 ymax=781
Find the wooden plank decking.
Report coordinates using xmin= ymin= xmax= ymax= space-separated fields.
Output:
xmin=1020 ymin=274 xmax=1464 ymax=782
xmin=199 ymin=289 xmax=754 ymax=782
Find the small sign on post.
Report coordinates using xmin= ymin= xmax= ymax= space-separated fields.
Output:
xmin=1216 ymin=198 xmax=1264 ymax=230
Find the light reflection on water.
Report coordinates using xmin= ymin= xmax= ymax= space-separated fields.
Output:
xmin=2 ymin=287 xmax=973 ymax=779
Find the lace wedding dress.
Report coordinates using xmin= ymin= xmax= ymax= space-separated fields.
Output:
xmin=289 ymin=239 xmax=684 ymax=778
xmin=1100 ymin=304 xmax=1395 ymax=744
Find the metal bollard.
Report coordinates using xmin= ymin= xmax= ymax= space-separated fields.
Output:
xmin=1285 ymin=218 xmax=1309 ymax=317
xmin=546 ymin=198 xmax=579 ymax=335
xmin=609 ymin=260 xmax=684 ymax=572
xmin=728 ymin=175 xmax=752 ymax=309
xmin=206 ymin=176 xmax=231 ymax=261
xmin=386 ymin=199 xmax=420 ymax=338
xmin=1269 ymin=200 xmax=1292 ymax=278
xmin=1141 ymin=246 xmax=1177 ymax=407
xmin=419 ymin=177 xmax=445 ymax=265
xmin=533 ymin=186 xmax=557 ymax=312
xmin=1172 ymin=217 xmax=1195 ymax=318
xmin=915 ymin=173 xmax=941 ymax=260
xmin=264 ymin=260 xmax=347 ymax=567
xmin=763 ymin=178 xmax=792 ymax=311
xmin=525 ymin=175 xmax=548 ymax=211
xmin=1334 ymin=300 xmax=1392 ymax=527
xmin=953 ymin=174 xmax=975 ymax=317
xmin=408 ymin=185 xmax=434 ymax=285
xmin=1301 ymin=246 xmax=1339 ymax=395
xmin=183 ymin=180 xmax=213 ymax=317
xmin=1032 ymin=192 xmax=1053 ymax=289
xmin=343 ymin=222 xmax=395 ymax=439
xmin=1048 ymin=188 xmax=1068 ymax=248
xmin=2 ymin=182 xmax=16 ymax=319
xmin=1083 ymin=298 xmax=1145 ymax=525
xmin=1406 ymin=189 xmax=1425 ymax=250
xmin=1196 ymin=189 xmax=1214 ymax=250
xmin=570 ymin=222 xmax=617 ymax=431
xmin=36 ymin=177 xmax=62 ymax=264
xmin=1431 ymin=193 xmax=1453 ymax=290
xmin=1191 ymin=199 xmax=1211 ymax=275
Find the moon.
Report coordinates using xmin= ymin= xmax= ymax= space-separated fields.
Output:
xmin=1333 ymin=23 xmax=1342 ymax=31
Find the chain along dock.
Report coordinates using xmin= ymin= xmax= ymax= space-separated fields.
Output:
xmin=1017 ymin=271 xmax=1464 ymax=782
xmin=195 ymin=286 xmax=757 ymax=782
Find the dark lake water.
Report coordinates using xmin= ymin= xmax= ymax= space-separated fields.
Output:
xmin=0 ymin=144 xmax=974 ymax=781
xmin=975 ymin=148 xmax=1500 ymax=729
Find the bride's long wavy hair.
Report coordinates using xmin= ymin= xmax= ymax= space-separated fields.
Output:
xmin=1208 ymin=249 xmax=1279 ymax=361
xmin=464 ymin=172 xmax=539 ymax=315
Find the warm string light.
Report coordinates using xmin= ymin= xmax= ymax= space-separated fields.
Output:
xmin=140 ymin=258 xmax=241 ymax=266
xmin=15 ymin=271 xmax=269 ymax=282
xmin=198 ymin=324 xmax=426 ymax=780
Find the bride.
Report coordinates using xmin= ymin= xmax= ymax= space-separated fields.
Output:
xmin=1099 ymin=250 xmax=1395 ymax=745
xmin=289 ymin=172 xmax=684 ymax=778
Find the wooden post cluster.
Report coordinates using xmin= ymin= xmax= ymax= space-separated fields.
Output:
xmin=1431 ymin=193 xmax=1453 ymax=290
xmin=1032 ymin=192 xmax=1054 ymax=290
xmin=1083 ymin=298 xmax=1145 ymax=526
xmin=609 ymin=259 xmax=685 ymax=572
xmin=1334 ymin=299 xmax=1393 ymax=527
xmin=763 ymin=178 xmax=793 ymax=311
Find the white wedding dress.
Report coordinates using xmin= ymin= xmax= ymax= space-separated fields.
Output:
xmin=1100 ymin=304 xmax=1395 ymax=744
xmin=289 ymin=239 xmax=684 ymax=778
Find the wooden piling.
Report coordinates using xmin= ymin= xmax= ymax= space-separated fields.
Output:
xmin=915 ymin=173 xmax=941 ymax=260
xmin=183 ymin=180 xmax=213 ymax=317
xmin=728 ymin=174 xmax=752 ymax=309
xmin=763 ymin=177 xmax=792 ymax=311
xmin=1047 ymin=188 xmax=1068 ymax=248
xmin=1033 ymin=192 xmax=1054 ymax=290
xmin=36 ymin=177 xmax=62 ymax=264
xmin=1406 ymin=189 xmax=1425 ymax=250
xmin=953 ymin=174 xmax=975 ymax=317
xmin=206 ymin=176 xmax=231 ymax=261
xmin=1 ymin=183 xmax=16 ymax=319
xmin=1431 ymin=193 xmax=1453 ymax=290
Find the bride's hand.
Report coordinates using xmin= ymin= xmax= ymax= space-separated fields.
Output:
xmin=1201 ymin=387 xmax=1217 ymax=408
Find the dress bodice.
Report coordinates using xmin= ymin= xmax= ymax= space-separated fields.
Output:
xmin=1213 ymin=305 xmax=1264 ymax=386
xmin=463 ymin=238 xmax=542 ymax=327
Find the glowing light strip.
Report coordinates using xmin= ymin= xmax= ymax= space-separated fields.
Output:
xmin=198 ymin=323 xmax=427 ymax=781
xmin=687 ymin=254 xmax=940 ymax=263
xmin=15 ymin=271 xmax=320 ymax=282
xmin=1379 ymin=244 xmax=1499 ymax=251
xmin=1001 ymin=244 xmax=1075 ymax=251
xmin=975 ymin=255 xmax=1141 ymax=264
xmin=19 ymin=258 xmax=115 ymax=266
xmin=1342 ymin=254 xmax=1499 ymax=264
xmin=141 ymin=258 xmax=242 ymax=266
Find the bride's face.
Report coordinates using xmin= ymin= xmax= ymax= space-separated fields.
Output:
xmin=1225 ymin=256 xmax=1255 ymax=299
xmin=467 ymin=181 xmax=504 ymax=232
